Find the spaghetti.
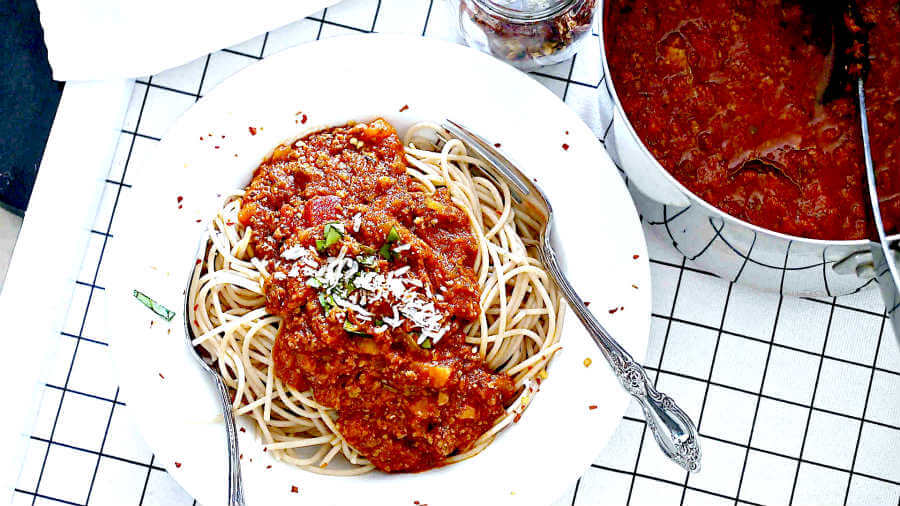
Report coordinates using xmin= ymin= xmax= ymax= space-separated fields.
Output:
xmin=187 ymin=120 xmax=564 ymax=475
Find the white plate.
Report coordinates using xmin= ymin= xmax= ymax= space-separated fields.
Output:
xmin=105 ymin=34 xmax=650 ymax=506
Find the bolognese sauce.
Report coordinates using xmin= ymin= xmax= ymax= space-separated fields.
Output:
xmin=238 ymin=119 xmax=514 ymax=472
xmin=605 ymin=0 xmax=900 ymax=240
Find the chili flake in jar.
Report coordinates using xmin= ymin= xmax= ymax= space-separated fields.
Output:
xmin=456 ymin=0 xmax=599 ymax=70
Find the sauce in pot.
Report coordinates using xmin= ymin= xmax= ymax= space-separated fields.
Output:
xmin=606 ymin=0 xmax=900 ymax=240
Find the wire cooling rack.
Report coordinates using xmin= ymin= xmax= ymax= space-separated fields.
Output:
xmin=12 ymin=1 xmax=900 ymax=504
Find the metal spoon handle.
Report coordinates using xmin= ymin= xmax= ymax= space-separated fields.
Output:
xmin=540 ymin=243 xmax=701 ymax=472
xmin=212 ymin=373 xmax=246 ymax=506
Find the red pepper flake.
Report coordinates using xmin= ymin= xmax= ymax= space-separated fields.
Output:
xmin=266 ymin=465 xmax=272 ymax=469
xmin=177 ymin=195 xmax=183 ymax=203
xmin=239 ymin=454 xmax=243 ymax=460
xmin=494 ymin=142 xmax=501 ymax=148
xmin=584 ymin=301 xmax=591 ymax=307
xmin=301 ymin=114 xmax=308 ymax=124
xmin=609 ymin=307 xmax=618 ymax=314
xmin=226 ymin=221 xmax=235 ymax=226
xmin=221 ymin=135 xmax=225 ymax=139
xmin=414 ymin=502 xmax=420 ymax=505
xmin=588 ymin=405 xmax=598 ymax=410
xmin=291 ymin=486 xmax=299 ymax=494
xmin=513 ymin=413 xmax=522 ymax=423
xmin=632 ymin=284 xmax=639 ymax=289
xmin=193 ymin=319 xmax=199 ymax=326
xmin=239 ymin=427 xmax=246 ymax=433
xmin=562 ymin=143 xmax=570 ymax=151
xmin=193 ymin=303 xmax=199 ymax=311
xmin=158 ymin=372 xmax=165 ymax=379
xmin=178 ymin=205 xmax=183 ymax=210
xmin=195 ymin=219 xmax=202 ymax=223
xmin=565 ymin=130 xmax=570 ymax=135
xmin=195 ymin=259 xmax=202 ymax=265
xmin=399 ymin=104 xmax=409 ymax=112
xmin=199 ymin=136 xmax=204 ymax=141
xmin=263 ymin=447 xmax=267 ymax=452
xmin=633 ymin=254 xmax=640 ymax=259
xmin=214 ymin=145 xmax=220 ymax=149
xmin=248 ymin=126 xmax=257 ymax=136
xmin=174 ymin=461 xmax=182 ymax=468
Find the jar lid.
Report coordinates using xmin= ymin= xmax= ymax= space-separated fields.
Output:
xmin=472 ymin=0 xmax=578 ymax=22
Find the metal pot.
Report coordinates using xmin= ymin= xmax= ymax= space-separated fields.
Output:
xmin=596 ymin=0 xmax=879 ymax=297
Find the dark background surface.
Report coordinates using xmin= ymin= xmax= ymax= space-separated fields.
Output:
xmin=0 ymin=0 xmax=63 ymax=214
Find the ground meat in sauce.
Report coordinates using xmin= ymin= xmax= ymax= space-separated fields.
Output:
xmin=238 ymin=119 xmax=515 ymax=472
xmin=605 ymin=0 xmax=900 ymax=240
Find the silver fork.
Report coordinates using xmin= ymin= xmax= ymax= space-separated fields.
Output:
xmin=439 ymin=119 xmax=702 ymax=472
xmin=185 ymin=254 xmax=246 ymax=506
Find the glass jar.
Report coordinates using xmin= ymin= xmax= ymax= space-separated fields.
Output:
xmin=453 ymin=0 xmax=599 ymax=70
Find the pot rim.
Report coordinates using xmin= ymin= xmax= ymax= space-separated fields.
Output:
xmin=597 ymin=0 xmax=871 ymax=249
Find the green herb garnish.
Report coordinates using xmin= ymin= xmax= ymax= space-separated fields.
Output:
xmin=318 ymin=292 xmax=334 ymax=313
xmin=315 ymin=239 xmax=326 ymax=253
xmin=343 ymin=320 xmax=370 ymax=337
xmin=386 ymin=225 xmax=400 ymax=243
xmin=378 ymin=243 xmax=393 ymax=261
xmin=323 ymin=222 xmax=344 ymax=248
xmin=420 ymin=338 xmax=433 ymax=349
xmin=357 ymin=255 xmax=376 ymax=267
xmin=133 ymin=290 xmax=175 ymax=321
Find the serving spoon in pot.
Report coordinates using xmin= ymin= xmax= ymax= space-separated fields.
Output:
xmin=438 ymin=119 xmax=701 ymax=472
xmin=807 ymin=0 xmax=900 ymax=337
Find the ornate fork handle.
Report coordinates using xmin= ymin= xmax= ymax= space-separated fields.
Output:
xmin=540 ymin=242 xmax=701 ymax=472
xmin=611 ymin=352 xmax=701 ymax=471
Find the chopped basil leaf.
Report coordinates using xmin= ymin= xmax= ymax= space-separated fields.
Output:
xmin=420 ymin=338 xmax=433 ymax=349
xmin=324 ymin=221 xmax=345 ymax=233
xmin=323 ymin=222 xmax=343 ymax=248
xmin=386 ymin=226 xmax=400 ymax=243
xmin=374 ymin=318 xmax=384 ymax=326
xmin=343 ymin=320 xmax=370 ymax=337
xmin=357 ymin=255 xmax=376 ymax=267
xmin=378 ymin=243 xmax=393 ymax=261
xmin=133 ymin=290 xmax=175 ymax=321
xmin=318 ymin=292 xmax=334 ymax=313
xmin=359 ymin=245 xmax=376 ymax=255
xmin=315 ymin=238 xmax=326 ymax=253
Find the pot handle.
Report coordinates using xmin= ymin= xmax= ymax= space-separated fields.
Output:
xmin=611 ymin=108 xmax=691 ymax=208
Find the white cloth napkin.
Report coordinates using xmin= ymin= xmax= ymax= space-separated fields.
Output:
xmin=35 ymin=0 xmax=340 ymax=81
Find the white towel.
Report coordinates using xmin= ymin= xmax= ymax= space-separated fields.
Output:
xmin=35 ymin=0 xmax=339 ymax=81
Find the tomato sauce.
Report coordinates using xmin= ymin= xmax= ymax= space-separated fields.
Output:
xmin=238 ymin=119 xmax=514 ymax=472
xmin=605 ymin=0 xmax=900 ymax=240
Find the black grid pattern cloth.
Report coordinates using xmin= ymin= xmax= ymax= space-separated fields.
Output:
xmin=13 ymin=1 xmax=900 ymax=505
